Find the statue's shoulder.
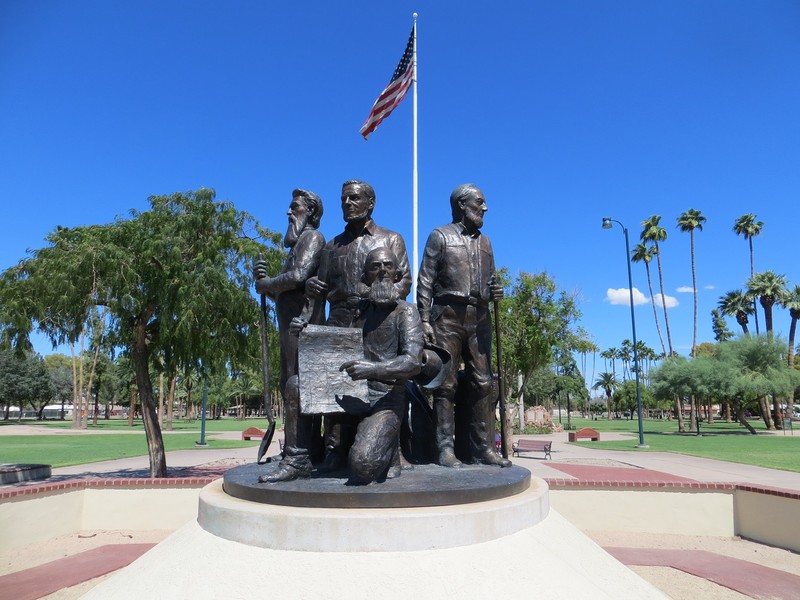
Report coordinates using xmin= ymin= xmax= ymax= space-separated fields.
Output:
xmin=298 ymin=228 xmax=325 ymax=245
xmin=371 ymin=221 xmax=403 ymax=241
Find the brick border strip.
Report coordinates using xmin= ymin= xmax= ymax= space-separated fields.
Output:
xmin=2 ymin=475 xmax=799 ymax=502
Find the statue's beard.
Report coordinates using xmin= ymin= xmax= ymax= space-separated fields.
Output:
xmin=284 ymin=216 xmax=304 ymax=248
xmin=368 ymin=278 xmax=399 ymax=308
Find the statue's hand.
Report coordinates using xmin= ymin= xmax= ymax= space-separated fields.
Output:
xmin=339 ymin=360 xmax=375 ymax=380
xmin=305 ymin=276 xmax=328 ymax=298
xmin=489 ymin=282 xmax=504 ymax=302
xmin=253 ymin=259 xmax=268 ymax=281
xmin=289 ymin=317 xmax=308 ymax=336
xmin=421 ymin=322 xmax=436 ymax=346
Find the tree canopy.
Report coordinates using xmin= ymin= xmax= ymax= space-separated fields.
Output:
xmin=0 ymin=189 xmax=282 ymax=475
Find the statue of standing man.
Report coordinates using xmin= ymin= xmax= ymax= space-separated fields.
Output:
xmin=254 ymin=189 xmax=325 ymax=482
xmin=417 ymin=184 xmax=511 ymax=469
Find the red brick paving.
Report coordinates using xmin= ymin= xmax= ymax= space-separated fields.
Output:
xmin=0 ymin=544 xmax=155 ymax=600
xmin=606 ymin=546 xmax=800 ymax=600
xmin=547 ymin=462 xmax=698 ymax=483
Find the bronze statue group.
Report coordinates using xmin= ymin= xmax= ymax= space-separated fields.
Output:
xmin=254 ymin=180 xmax=510 ymax=485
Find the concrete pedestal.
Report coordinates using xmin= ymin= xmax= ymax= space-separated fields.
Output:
xmin=81 ymin=475 xmax=667 ymax=599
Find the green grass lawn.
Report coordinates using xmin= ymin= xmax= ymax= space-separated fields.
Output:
xmin=0 ymin=416 xmax=276 ymax=433
xmin=0 ymin=433 xmax=260 ymax=468
xmin=564 ymin=416 xmax=800 ymax=473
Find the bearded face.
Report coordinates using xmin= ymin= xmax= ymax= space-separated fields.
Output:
xmin=460 ymin=190 xmax=488 ymax=231
xmin=368 ymin=276 xmax=400 ymax=308
xmin=284 ymin=197 xmax=309 ymax=248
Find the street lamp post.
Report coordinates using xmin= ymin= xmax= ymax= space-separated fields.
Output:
xmin=602 ymin=217 xmax=648 ymax=448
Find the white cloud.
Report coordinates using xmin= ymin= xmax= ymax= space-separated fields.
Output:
xmin=652 ymin=293 xmax=679 ymax=309
xmin=676 ymin=286 xmax=694 ymax=293
xmin=606 ymin=287 xmax=649 ymax=306
xmin=704 ymin=284 xmax=716 ymax=290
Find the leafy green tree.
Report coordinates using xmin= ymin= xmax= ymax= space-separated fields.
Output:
xmin=496 ymin=270 xmax=585 ymax=446
xmin=640 ymin=215 xmax=674 ymax=355
xmin=0 ymin=189 xmax=282 ymax=476
xmin=677 ymin=209 xmax=706 ymax=356
xmin=43 ymin=353 xmax=74 ymax=420
xmin=733 ymin=213 xmax=764 ymax=334
xmin=715 ymin=335 xmax=795 ymax=431
xmin=718 ymin=290 xmax=753 ymax=335
xmin=0 ymin=350 xmax=54 ymax=420
xmin=746 ymin=271 xmax=788 ymax=338
xmin=631 ymin=242 xmax=666 ymax=357
xmin=711 ymin=309 xmax=735 ymax=343
xmin=613 ymin=379 xmax=655 ymax=418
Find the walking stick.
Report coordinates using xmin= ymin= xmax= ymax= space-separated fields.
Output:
xmin=257 ymin=257 xmax=276 ymax=464
xmin=490 ymin=277 xmax=509 ymax=459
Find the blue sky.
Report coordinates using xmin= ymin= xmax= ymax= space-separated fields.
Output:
xmin=2 ymin=1 xmax=799 ymax=371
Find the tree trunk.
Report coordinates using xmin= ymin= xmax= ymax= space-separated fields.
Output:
xmin=773 ymin=396 xmax=783 ymax=430
xmin=674 ymin=395 xmax=685 ymax=432
xmin=690 ymin=232 xmax=698 ymax=357
xmin=758 ymin=395 xmax=774 ymax=430
xmin=644 ymin=263 xmax=667 ymax=357
xmin=737 ymin=405 xmax=757 ymax=434
xmin=131 ymin=317 xmax=167 ymax=478
xmin=689 ymin=395 xmax=697 ymax=433
xmin=654 ymin=243 xmax=674 ymax=355
xmin=70 ymin=342 xmax=79 ymax=428
xmin=724 ymin=401 xmax=732 ymax=423
xmin=166 ymin=373 xmax=176 ymax=431
xmin=128 ymin=385 xmax=135 ymax=427
xmin=158 ymin=371 xmax=165 ymax=427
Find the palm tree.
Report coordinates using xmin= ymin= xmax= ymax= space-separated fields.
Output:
xmin=677 ymin=209 xmax=706 ymax=356
xmin=631 ymin=242 xmax=667 ymax=357
xmin=600 ymin=347 xmax=617 ymax=377
xmin=592 ymin=372 xmax=619 ymax=420
xmin=718 ymin=290 xmax=753 ymax=335
xmin=781 ymin=284 xmax=800 ymax=421
xmin=782 ymin=285 xmax=800 ymax=369
xmin=640 ymin=215 xmax=674 ymax=355
xmin=733 ymin=214 xmax=764 ymax=334
xmin=747 ymin=271 xmax=788 ymax=338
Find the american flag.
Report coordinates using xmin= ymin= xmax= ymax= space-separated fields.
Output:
xmin=359 ymin=28 xmax=415 ymax=140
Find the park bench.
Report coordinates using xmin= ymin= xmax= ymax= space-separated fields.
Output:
xmin=511 ymin=438 xmax=552 ymax=460
xmin=568 ymin=427 xmax=600 ymax=442
xmin=241 ymin=426 xmax=265 ymax=441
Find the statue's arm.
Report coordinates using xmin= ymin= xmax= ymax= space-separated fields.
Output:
xmin=415 ymin=230 xmax=443 ymax=323
xmin=373 ymin=305 xmax=424 ymax=381
xmin=256 ymin=231 xmax=325 ymax=295
xmin=391 ymin=233 xmax=413 ymax=299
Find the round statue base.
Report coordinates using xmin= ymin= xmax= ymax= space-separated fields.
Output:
xmin=202 ymin=468 xmax=545 ymax=551
xmin=222 ymin=461 xmax=531 ymax=508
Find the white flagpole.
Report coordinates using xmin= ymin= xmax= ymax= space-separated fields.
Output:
xmin=411 ymin=12 xmax=419 ymax=302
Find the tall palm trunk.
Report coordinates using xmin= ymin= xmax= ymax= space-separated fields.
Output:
xmin=690 ymin=231 xmax=698 ymax=356
xmin=654 ymin=241 xmax=674 ymax=355
xmin=749 ymin=238 xmax=760 ymax=335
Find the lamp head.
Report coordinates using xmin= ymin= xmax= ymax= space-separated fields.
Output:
xmin=602 ymin=217 xmax=613 ymax=230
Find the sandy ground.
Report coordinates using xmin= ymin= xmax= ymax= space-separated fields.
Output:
xmin=4 ymin=528 xmax=800 ymax=600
